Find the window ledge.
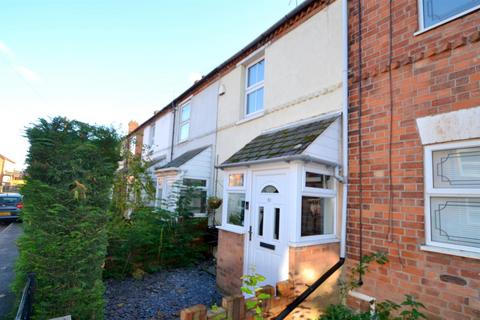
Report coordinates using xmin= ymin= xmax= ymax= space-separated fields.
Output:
xmin=236 ymin=111 xmax=265 ymax=125
xmin=216 ymin=225 xmax=245 ymax=235
xmin=289 ymin=237 xmax=340 ymax=248
xmin=420 ymin=245 xmax=480 ymax=260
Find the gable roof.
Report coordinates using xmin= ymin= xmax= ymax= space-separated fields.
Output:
xmin=157 ymin=146 xmax=209 ymax=170
xmin=127 ymin=0 xmax=330 ymax=138
xmin=220 ymin=116 xmax=339 ymax=168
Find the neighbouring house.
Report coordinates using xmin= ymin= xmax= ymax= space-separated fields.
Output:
xmin=127 ymin=80 xmax=219 ymax=217
xmin=214 ymin=0 xmax=345 ymax=311
xmin=347 ymin=0 xmax=480 ymax=319
xmin=0 ymin=154 xmax=16 ymax=193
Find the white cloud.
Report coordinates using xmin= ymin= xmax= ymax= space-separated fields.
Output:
xmin=188 ymin=72 xmax=202 ymax=85
xmin=0 ymin=40 xmax=14 ymax=58
xmin=14 ymin=65 xmax=41 ymax=82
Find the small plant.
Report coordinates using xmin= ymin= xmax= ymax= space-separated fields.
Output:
xmin=398 ymin=295 xmax=427 ymax=320
xmin=207 ymin=196 xmax=222 ymax=210
xmin=241 ymin=273 xmax=271 ymax=320
xmin=339 ymin=252 xmax=388 ymax=302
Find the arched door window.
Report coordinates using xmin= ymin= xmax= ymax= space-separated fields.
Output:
xmin=261 ymin=185 xmax=279 ymax=193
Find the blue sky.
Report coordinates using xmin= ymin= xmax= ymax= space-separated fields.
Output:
xmin=0 ymin=0 xmax=303 ymax=169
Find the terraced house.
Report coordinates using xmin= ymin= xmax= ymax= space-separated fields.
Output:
xmin=127 ymin=0 xmax=480 ymax=318
xmin=346 ymin=1 xmax=480 ymax=319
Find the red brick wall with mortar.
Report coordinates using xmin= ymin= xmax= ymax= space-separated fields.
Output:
xmin=288 ymin=243 xmax=341 ymax=318
xmin=216 ymin=230 xmax=245 ymax=295
xmin=347 ymin=1 xmax=480 ymax=319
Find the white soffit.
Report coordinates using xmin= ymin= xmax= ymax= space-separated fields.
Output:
xmin=416 ymin=106 xmax=480 ymax=145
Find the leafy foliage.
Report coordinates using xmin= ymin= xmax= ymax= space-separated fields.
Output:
xmin=320 ymin=295 xmax=427 ymax=320
xmin=14 ymin=117 xmax=121 ymax=319
xmin=105 ymin=149 xmax=209 ymax=279
xmin=339 ymin=252 xmax=389 ymax=301
xmin=321 ymin=252 xmax=427 ymax=320
xmin=241 ymin=273 xmax=271 ymax=320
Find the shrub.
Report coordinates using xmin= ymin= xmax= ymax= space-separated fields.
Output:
xmin=104 ymin=146 xmax=209 ymax=279
xmin=14 ymin=117 xmax=121 ymax=319
xmin=104 ymin=207 xmax=209 ymax=279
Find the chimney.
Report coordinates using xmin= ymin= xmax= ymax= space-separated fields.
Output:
xmin=128 ymin=120 xmax=139 ymax=134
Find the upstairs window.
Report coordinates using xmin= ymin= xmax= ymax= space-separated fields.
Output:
xmin=245 ymin=59 xmax=264 ymax=116
xmin=149 ymin=124 xmax=156 ymax=146
xmin=419 ymin=0 xmax=480 ymax=29
xmin=425 ymin=141 xmax=480 ymax=253
xmin=179 ymin=102 xmax=191 ymax=142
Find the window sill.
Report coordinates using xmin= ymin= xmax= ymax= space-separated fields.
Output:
xmin=289 ymin=237 xmax=340 ymax=248
xmin=414 ymin=5 xmax=480 ymax=36
xmin=420 ymin=245 xmax=480 ymax=260
xmin=216 ymin=225 xmax=245 ymax=235
xmin=235 ymin=111 xmax=264 ymax=125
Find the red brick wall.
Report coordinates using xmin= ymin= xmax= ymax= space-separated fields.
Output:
xmin=347 ymin=1 xmax=480 ymax=319
xmin=216 ymin=230 xmax=245 ymax=295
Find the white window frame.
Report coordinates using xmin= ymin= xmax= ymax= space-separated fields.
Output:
xmin=244 ymin=57 xmax=265 ymax=117
xmin=183 ymin=176 xmax=208 ymax=217
xmin=149 ymin=123 xmax=156 ymax=147
xmin=416 ymin=0 xmax=480 ymax=34
xmin=178 ymin=101 xmax=191 ymax=142
xmin=424 ymin=139 xmax=480 ymax=254
xmin=296 ymin=166 xmax=338 ymax=244
xmin=221 ymin=171 xmax=248 ymax=234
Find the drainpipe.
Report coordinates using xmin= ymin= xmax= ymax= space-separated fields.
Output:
xmin=340 ymin=0 xmax=349 ymax=261
xmin=170 ymin=103 xmax=177 ymax=161
xmin=274 ymin=1 xmax=349 ymax=318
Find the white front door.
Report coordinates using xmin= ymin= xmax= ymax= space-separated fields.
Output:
xmin=246 ymin=171 xmax=289 ymax=288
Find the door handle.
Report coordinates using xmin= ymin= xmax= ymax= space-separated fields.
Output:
xmin=248 ymin=226 xmax=252 ymax=241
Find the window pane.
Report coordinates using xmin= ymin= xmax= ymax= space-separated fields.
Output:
xmin=274 ymin=208 xmax=280 ymax=240
xmin=423 ymin=0 xmax=480 ymax=28
xmin=256 ymin=87 xmax=264 ymax=111
xmin=430 ymin=197 xmax=480 ymax=248
xmin=246 ymin=91 xmax=257 ymax=114
xmin=258 ymin=206 xmax=264 ymax=236
xmin=261 ymin=185 xmax=278 ymax=193
xmin=301 ymin=196 xmax=334 ymax=236
xmin=184 ymin=178 xmax=207 ymax=187
xmin=228 ymin=174 xmax=244 ymax=187
xmin=190 ymin=190 xmax=207 ymax=213
xmin=247 ymin=64 xmax=257 ymax=87
xmin=227 ymin=193 xmax=245 ymax=226
xmin=246 ymin=88 xmax=264 ymax=115
xmin=305 ymin=172 xmax=334 ymax=189
xmin=180 ymin=123 xmax=189 ymax=141
xmin=181 ymin=104 xmax=191 ymax=121
xmin=149 ymin=124 xmax=156 ymax=145
xmin=247 ymin=60 xmax=264 ymax=87
xmin=433 ymin=146 xmax=480 ymax=188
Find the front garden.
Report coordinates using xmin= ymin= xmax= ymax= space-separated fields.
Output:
xmin=14 ymin=117 xmax=218 ymax=319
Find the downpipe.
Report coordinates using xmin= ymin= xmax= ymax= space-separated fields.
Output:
xmin=275 ymin=0 xmax=349 ymax=318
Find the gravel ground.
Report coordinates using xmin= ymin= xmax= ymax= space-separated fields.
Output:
xmin=105 ymin=266 xmax=222 ymax=320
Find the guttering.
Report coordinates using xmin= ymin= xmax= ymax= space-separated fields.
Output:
xmin=217 ymin=154 xmax=339 ymax=170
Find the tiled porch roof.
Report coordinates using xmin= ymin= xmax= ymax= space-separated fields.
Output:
xmin=158 ymin=146 xmax=209 ymax=170
xmin=221 ymin=116 xmax=338 ymax=167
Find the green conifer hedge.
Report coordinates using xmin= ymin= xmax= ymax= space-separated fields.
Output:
xmin=14 ymin=117 xmax=121 ymax=319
